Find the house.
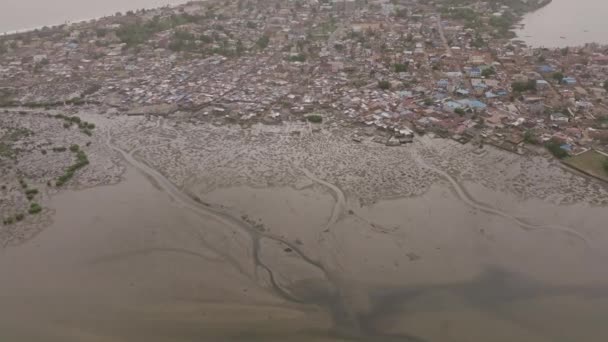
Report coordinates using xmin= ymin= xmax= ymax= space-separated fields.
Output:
xmin=562 ymin=77 xmax=577 ymax=85
xmin=437 ymin=79 xmax=449 ymax=89
xmin=485 ymin=91 xmax=498 ymax=99
xmin=550 ymin=112 xmax=569 ymax=123
xmin=456 ymin=88 xmax=470 ymax=96
xmin=536 ymin=79 xmax=549 ymax=90
xmin=468 ymin=67 xmax=482 ymax=78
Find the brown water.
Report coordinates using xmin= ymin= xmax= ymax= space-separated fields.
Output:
xmin=0 ymin=0 xmax=188 ymax=33
xmin=1 ymin=144 xmax=608 ymax=342
xmin=515 ymin=0 xmax=608 ymax=47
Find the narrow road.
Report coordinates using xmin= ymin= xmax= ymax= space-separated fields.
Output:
xmin=436 ymin=15 xmax=451 ymax=57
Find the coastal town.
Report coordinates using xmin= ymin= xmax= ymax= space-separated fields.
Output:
xmin=1 ymin=0 xmax=607 ymax=155
xmin=4 ymin=2 xmax=608 ymax=341
xmin=1 ymin=0 xmax=608 ymax=228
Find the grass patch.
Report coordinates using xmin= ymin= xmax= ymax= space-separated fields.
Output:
xmin=306 ymin=115 xmax=323 ymax=123
xmin=563 ymin=150 xmax=608 ymax=182
xmin=0 ymin=127 xmax=33 ymax=159
xmin=28 ymin=202 xmax=42 ymax=215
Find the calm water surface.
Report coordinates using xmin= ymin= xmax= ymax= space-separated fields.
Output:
xmin=0 ymin=0 xmax=188 ymax=33
xmin=516 ymin=0 xmax=608 ymax=47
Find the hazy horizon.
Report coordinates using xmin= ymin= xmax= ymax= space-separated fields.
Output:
xmin=0 ymin=0 xmax=188 ymax=33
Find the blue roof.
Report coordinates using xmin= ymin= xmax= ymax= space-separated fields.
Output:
xmin=538 ymin=65 xmax=554 ymax=73
xmin=457 ymin=99 xmax=487 ymax=109
xmin=445 ymin=101 xmax=464 ymax=109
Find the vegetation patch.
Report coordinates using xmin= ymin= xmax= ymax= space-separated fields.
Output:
xmin=28 ymin=202 xmax=42 ymax=215
xmin=25 ymin=188 xmax=39 ymax=201
xmin=545 ymin=139 xmax=568 ymax=159
xmin=54 ymin=115 xmax=96 ymax=135
xmin=378 ymin=80 xmax=391 ymax=90
xmin=56 ymin=149 xmax=89 ymax=187
xmin=306 ymin=114 xmax=323 ymax=123
xmin=563 ymin=150 xmax=608 ymax=182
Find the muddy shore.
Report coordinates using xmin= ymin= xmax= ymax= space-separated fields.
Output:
xmin=1 ymin=111 xmax=608 ymax=341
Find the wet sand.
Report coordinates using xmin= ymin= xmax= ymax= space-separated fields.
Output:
xmin=1 ymin=117 xmax=608 ymax=341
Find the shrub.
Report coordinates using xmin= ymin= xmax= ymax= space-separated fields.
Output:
xmin=306 ymin=115 xmax=323 ymax=123
xmin=545 ymin=139 xmax=568 ymax=159
xmin=394 ymin=63 xmax=408 ymax=73
xmin=3 ymin=217 xmax=14 ymax=225
xmin=53 ymin=146 xmax=67 ymax=152
xmin=25 ymin=188 xmax=39 ymax=200
xmin=603 ymin=158 xmax=608 ymax=174
xmin=378 ymin=80 xmax=391 ymax=90
xmin=25 ymin=188 xmax=38 ymax=195
xmin=28 ymin=203 xmax=42 ymax=214
xmin=81 ymin=128 xmax=92 ymax=136
xmin=69 ymin=144 xmax=80 ymax=152
xmin=454 ymin=107 xmax=465 ymax=116
xmin=524 ymin=130 xmax=539 ymax=145
xmin=15 ymin=213 xmax=24 ymax=221
xmin=287 ymin=54 xmax=306 ymax=62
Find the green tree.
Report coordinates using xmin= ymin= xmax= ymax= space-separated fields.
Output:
xmin=256 ymin=35 xmax=270 ymax=49
xmin=552 ymin=72 xmax=564 ymax=83
xmin=545 ymin=139 xmax=568 ymax=159
xmin=454 ymin=107 xmax=465 ymax=116
xmin=481 ymin=67 xmax=495 ymax=77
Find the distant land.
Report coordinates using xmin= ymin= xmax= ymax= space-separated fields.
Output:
xmin=0 ymin=0 xmax=188 ymax=33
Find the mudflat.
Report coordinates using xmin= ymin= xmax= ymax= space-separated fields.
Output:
xmin=1 ymin=112 xmax=608 ymax=341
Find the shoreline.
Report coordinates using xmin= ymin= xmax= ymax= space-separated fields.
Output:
xmin=0 ymin=1 xmax=190 ymax=36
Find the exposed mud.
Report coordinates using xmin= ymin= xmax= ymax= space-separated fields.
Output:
xmin=1 ymin=113 xmax=608 ymax=341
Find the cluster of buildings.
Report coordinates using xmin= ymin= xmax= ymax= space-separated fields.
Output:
xmin=0 ymin=0 xmax=607 ymax=155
